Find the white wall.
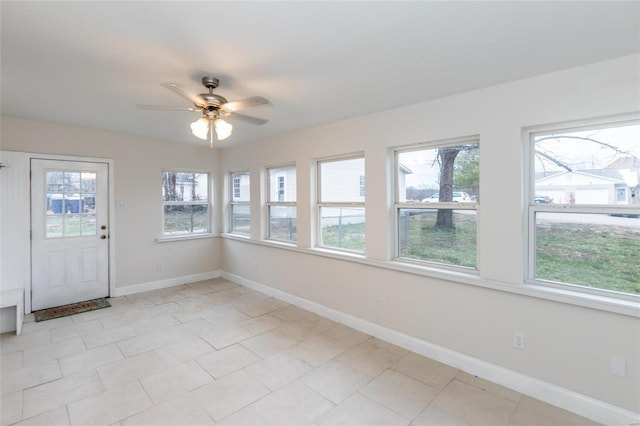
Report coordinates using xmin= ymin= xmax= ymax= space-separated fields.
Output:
xmin=0 ymin=120 xmax=222 ymax=318
xmin=218 ymin=54 xmax=640 ymax=415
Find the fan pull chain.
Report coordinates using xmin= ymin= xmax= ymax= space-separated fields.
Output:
xmin=209 ymin=120 xmax=214 ymax=150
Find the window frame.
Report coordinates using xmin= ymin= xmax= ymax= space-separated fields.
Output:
xmin=394 ymin=137 xmax=480 ymax=270
xmin=317 ymin=154 xmax=366 ymax=254
xmin=229 ymin=170 xmax=251 ymax=235
xmin=525 ymin=117 xmax=640 ymax=300
xmin=161 ymin=170 xmax=211 ymax=237
xmin=266 ymin=164 xmax=297 ymax=243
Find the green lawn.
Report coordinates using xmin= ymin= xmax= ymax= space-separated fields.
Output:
xmin=322 ymin=212 xmax=639 ymax=295
xmin=536 ymin=222 xmax=640 ymax=294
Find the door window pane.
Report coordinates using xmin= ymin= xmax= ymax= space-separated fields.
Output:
xmin=46 ymin=170 xmax=98 ymax=238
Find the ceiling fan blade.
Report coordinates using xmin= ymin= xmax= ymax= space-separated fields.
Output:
xmin=162 ymin=83 xmax=202 ymax=105
xmin=223 ymin=96 xmax=269 ymax=112
xmin=137 ymin=104 xmax=199 ymax=112
xmin=228 ymin=112 xmax=269 ymax=126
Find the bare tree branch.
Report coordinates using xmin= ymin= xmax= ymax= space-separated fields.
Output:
xmin=535 ymin=135 xmax=630 ymax=155
xmin=535 ymin=150 xmax=572 ymax=172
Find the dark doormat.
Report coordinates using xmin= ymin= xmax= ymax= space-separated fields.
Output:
xmin=34 ymin=298 xmax=111 ymax=322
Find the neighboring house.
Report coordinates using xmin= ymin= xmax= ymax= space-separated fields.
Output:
xmin=397 ymin=163 xmax=413 ymax=202
xmin=535 ymin=156 xmax=640 ymax=205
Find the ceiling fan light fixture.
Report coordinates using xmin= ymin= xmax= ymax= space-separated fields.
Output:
xmin=214 ymin=118 xmax=233 ymax=141
xmin=190 ymin=117 xmax=209 ymax=140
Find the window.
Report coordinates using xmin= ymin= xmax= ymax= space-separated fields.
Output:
xmin=162 ymin=171 xmax=209 ymax=236
xmin=267 ymin=165 xmax=297 ymax=242
xmin=230 ymin=171 xmax=250 ymax=235
xmin=318 ymin=156 xmax=365 ymax=252
xmin=395 ymin=139 xmax=479 ymax=268
xmin=529 ymin=120 xmax=640 ymax=296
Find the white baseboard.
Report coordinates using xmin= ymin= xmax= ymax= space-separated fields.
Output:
xmin=111 ymin=270 xmax=221 ymax=297
xmin=221 ymin=271 xmax=639 ymax=425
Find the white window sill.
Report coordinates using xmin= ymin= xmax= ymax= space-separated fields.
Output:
xmin=156 ymin=233 xmax=219 ymax=243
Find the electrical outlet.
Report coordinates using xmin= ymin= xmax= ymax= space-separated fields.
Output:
xmin=513 ymin=333 xmax=525 ymax=349
xmin=156 ymin=263 xmax=163 ymax=271
xmin=378 ymin=297 xmax=387 ymax=310
xmin=610 ymin=356 xmax=626 ymax=377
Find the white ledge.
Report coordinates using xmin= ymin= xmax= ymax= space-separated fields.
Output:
xmin=156 ymin=233 xmax=219 ymax=243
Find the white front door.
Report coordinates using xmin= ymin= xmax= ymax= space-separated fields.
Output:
xmin=31 ymin=159 xmax=109 ymax=310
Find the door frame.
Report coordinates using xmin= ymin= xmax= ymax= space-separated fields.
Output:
xmin=27 ymin=154 xmax=115 ymax=314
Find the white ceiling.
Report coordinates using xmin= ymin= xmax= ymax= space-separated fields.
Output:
xmin=2 ymin=1 xmax=639 ymax=147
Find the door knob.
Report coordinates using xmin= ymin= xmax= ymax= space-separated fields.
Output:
xmin=100 ymin=235 xmax=107 ymax=239
xmin=101 ymin=225 xmax=107 ymax=230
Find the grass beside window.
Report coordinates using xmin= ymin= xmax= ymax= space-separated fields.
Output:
xmin=536 ymin=221 xmax=640 ymax=295
xmin=399 ymin=210 xmax=477 ymax=268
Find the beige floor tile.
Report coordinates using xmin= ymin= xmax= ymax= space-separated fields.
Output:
xmin=198 ymin=315 xmax=281 ymax=349
xmin=116 ymin=329 xmax=172 ymax=358
xmin=22 ymin=370 xmax=103 ymax=418
xmin=139 ymin=360 xmax=213 ymax=404
xmin=301 ymin=359 xmax=374 ymax=404
xmin=14 ymin=406 xmax=69 ymax=426
xmin=235 ymin=297 xmax=289 ymax=317
xmin=241 ymin=328 xmax=299 ymax=358
xmin=196 ymin=344 xmax=260 ymax=379
xmin=153 ymin=336 xmax=215 ymax=367
xmin=249 ymin=381 xmax=335 ymax=425
xmin=318 ymin=393 xmax=410 ymax=425
xmin=244 ymin=352 xmax=313 ymax=391
xmin=121 ymin=393 xmax=214 ymax=426
xmin=21 ymin=316 xmax=73 ymax=335
xmin=1 ymin=391 xmax=23 ymax=425
xmin=393 ymin=352 xmax=459 ymax=390
xmin=320 ymin=324 xmax=371 ymax=350
xmin=96 ymin=351 xmax=166 ymax=389
xmin=22 ymin=336 xmax=86 ymax=366
xmin=1 ymin=350 xmax=23 ymax=371
xmin=412 ymin=379 xmax=517 ymax=426
xmin=455 ymin=371 xmax=522 ymax=403
xmin=128 ymin=313 xmax=180 ymax=335
xmin=59 ymin=343 xmax=124 ymax=376
xmin=337 ymin=339 xmax=407 ymax=377
xmin=67 ymin=380 xmax=153 ymax=426
xmin=1 ymin=358 xmax=61 ymax=396
xmin=509 ymin=396 xmax=600 ymax=426
xmin=82 ymin=325 xmax=137 ymax=350
xmin=192 ymin=370 xmax=270 ymax=422
xmin=289 ymin=334 xmax=350 ymax=367
xmin=1 ymin=330 xmax=51 ymax=354
xmin=216 ymin=408 xmax=268 ymax=426
xmin=49 ymin=319 xmax=103 ymax=342
xmin=361 ymin=369 xmax=439 ymax=419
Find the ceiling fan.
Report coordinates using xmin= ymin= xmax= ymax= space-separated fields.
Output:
xmin=138 ymin=76 xmax=269 ymax=149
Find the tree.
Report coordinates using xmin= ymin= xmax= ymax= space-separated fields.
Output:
xmin=435 ymin=144 xmax=478 ymax=228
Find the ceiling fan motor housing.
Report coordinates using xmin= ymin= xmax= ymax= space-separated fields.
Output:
xmin=202 ymin=76 xmax=219 ymax=89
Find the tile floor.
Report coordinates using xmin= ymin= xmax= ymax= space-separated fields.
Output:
xmin=1 ymin=278 xmax=598 ymax=426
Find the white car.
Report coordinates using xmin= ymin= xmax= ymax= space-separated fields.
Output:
xmin=421 ymin=192 xmax=471 ymax=202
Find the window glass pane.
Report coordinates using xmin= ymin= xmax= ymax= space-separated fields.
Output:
xmin=231 ymin=204 xmax=251 ymax=234
xmin=269 ymin=206 xmax=297 ymax=241
xmin=163 ymin=172 xmax=208 ymax=202
xmin=319 ymin=206 xmax=365 ymax=252
xmin=320 ymin=158 xmax=365 ymax=202
xmin=163 ymin=205 xmax=208 ymax=235
xmin=45 ymin=170 xmax=98 ymax=238
xmin=535 ymin=212 xmax=640 ymax=295
xmin=397 ymin=144 xmax=479 ymax=203
xmin=269 ymin=166 xmax=296 ymax=202
xmin=398 ymin=208 xmax=477 ymax=268
xmin=534 ymin=123 xmax=640 ymax=205
xmin=231 ymin=172 xmax=250 ymax=202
